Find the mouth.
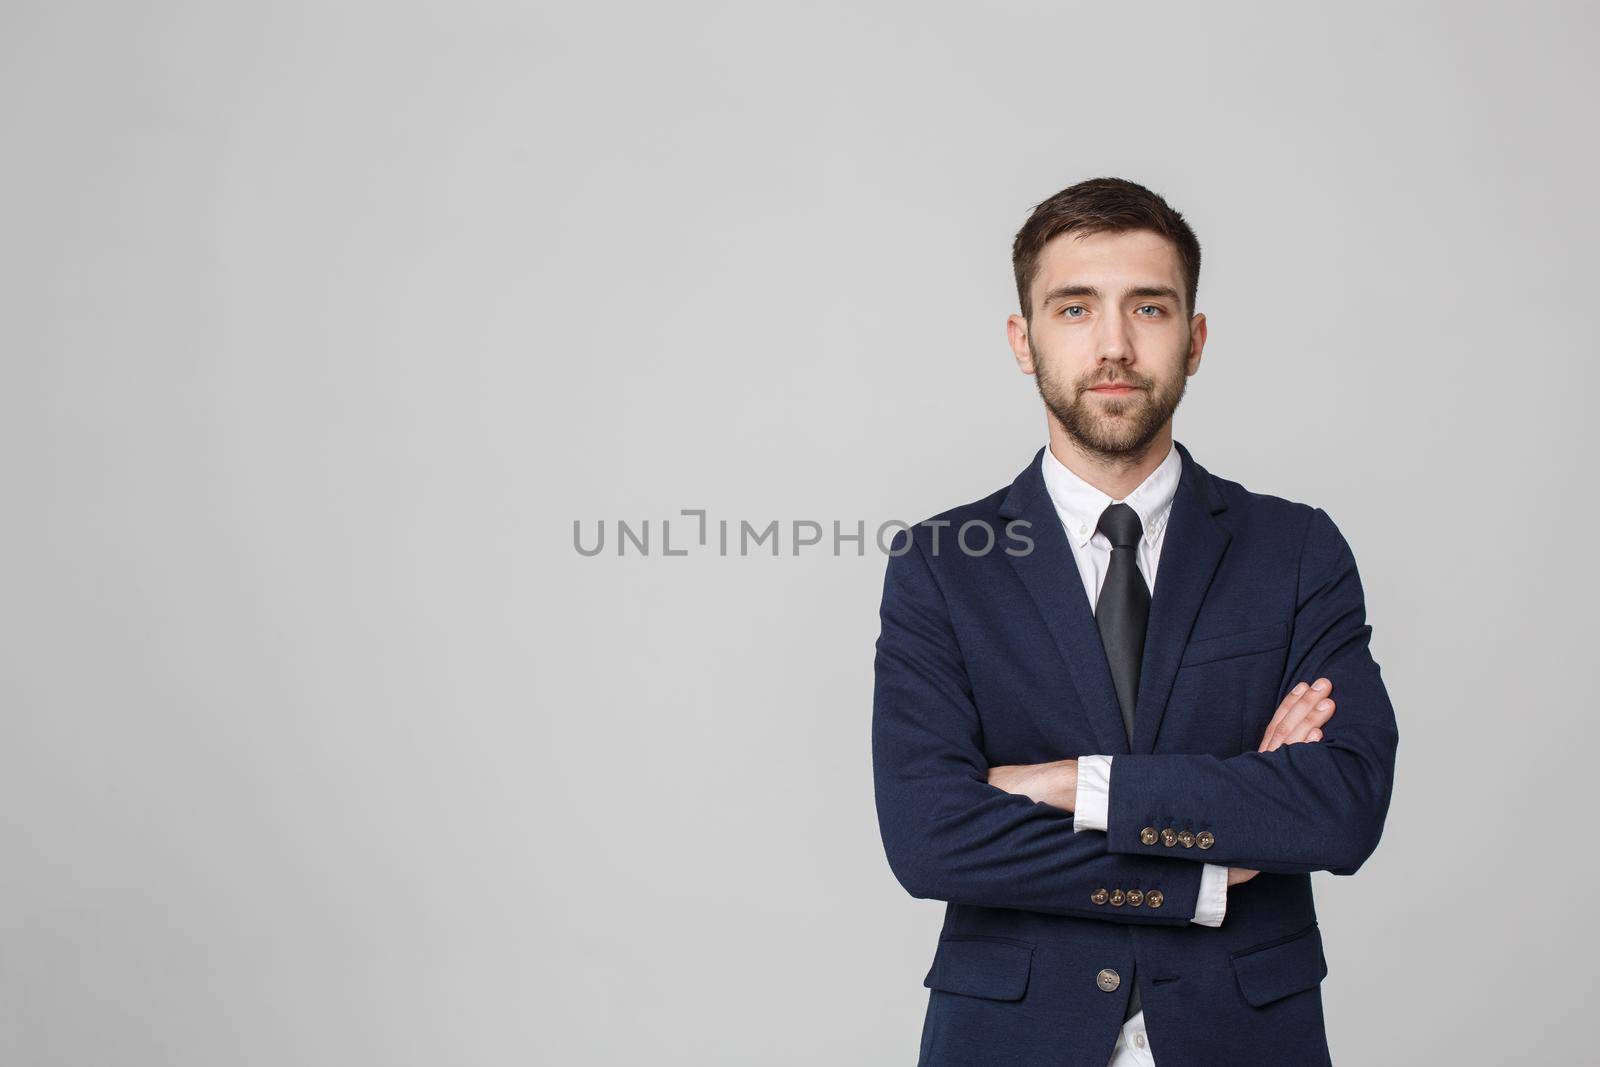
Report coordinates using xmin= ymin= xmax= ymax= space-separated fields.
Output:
xmin=1088 ymin=382 xmax=1141 ymax=395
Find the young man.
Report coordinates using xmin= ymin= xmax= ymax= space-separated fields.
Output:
xmin=871 ymin=177 xmax=1398 ymax=1066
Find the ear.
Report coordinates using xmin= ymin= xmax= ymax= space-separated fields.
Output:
xmin=1185 ymin=311 xmax=1207 ymax=375
xmin=1006 ymin=313 xmax=1036 ymax=375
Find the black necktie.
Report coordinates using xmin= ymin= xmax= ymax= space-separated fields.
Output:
xmin=1095 ymin=503 xmax=1150 ymax=745
xmin=1093 ymin=501 xmax=1151 ymax=1022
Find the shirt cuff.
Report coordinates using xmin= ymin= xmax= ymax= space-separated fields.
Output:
xmin=1191 ymin=863 xmax=1229 ymax=927
xmin=1072 ymin=754 xmax=1112 ymax=832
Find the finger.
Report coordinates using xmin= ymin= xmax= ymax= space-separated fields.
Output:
xmin=1267 ymin=679 xmax=1333 ymax=750
xmin=1258 ymin=682 xmax=1306 ymax=750
xmin=1306 ymin=728 xmax=1323 ymax=742
xmin=1261 ymin=680 xmax=1322 ymax=751
xmin=1281 ymin=700 xmax=1334 ymax=745
xmin=1259 ymin=682 xmax=1311 ymax=751
xmin=1297 ymin=696 xmax=1338 ymax=738
xmin=1271 ymin=694 xmax=1319 ymax=748
xmin=1283 ymin=691 xmax=1337 ymax=744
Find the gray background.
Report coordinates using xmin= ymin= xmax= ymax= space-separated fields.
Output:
xmin=3 ymin=1 xmax=1594 ymax=1063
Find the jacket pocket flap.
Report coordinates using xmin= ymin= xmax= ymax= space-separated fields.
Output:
xmin=1180 ymin=621 xmax=1291 ymax=667
xmin=1229 ymin=922 xmax=1328 ymax=1008
xmin=923 ymin=936 xmax=1034 ymax=1001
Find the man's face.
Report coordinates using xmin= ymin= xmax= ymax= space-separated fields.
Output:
xmin=1007 ymin=228 xmax=1205 ymax=459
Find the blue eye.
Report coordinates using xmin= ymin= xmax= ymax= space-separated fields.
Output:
xmin=1062 ymin=306 xmax=1086 ymax=318
xmin=1136 ymin=305 xmax=1163 ymax=317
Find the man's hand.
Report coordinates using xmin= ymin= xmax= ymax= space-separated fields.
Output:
xmin=985 ymin=758 xmax=1077 ymax=811
xmin=1232 ymin=677 xmax=1339 ymax=886
xmin=1258 ymin=677 xmax=1336 ymax=752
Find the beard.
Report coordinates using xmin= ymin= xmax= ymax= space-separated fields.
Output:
xmin=1032 ymin=340 xmax=1189 ymax=461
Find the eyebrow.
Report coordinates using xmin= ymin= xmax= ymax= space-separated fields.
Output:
xmin=1040 ymin=284 xmax=1183 ymax=309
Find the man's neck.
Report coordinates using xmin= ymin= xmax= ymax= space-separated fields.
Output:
xmin=1045 ymin=423 xmax=1174 ymax=502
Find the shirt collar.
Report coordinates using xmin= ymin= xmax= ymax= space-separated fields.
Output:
xmin=1040 ymin=440 xmax=1183 ymax=549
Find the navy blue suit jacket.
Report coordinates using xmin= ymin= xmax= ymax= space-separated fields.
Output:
xmin=871 ymin=440 xmax=1399 ymax=1066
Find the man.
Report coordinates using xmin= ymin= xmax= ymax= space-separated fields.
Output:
xmin=871 ymin=177 xmax=1398 ymax=1066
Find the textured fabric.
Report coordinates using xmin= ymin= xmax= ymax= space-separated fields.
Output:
xmin=873 ymin=440 xmax=1395 ymax=1066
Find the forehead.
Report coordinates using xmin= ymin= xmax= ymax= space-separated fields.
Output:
xmin=1032 ymin=228 xmax=1184 ymax=297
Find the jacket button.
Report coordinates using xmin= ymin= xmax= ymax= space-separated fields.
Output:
xmin=1097 ymin=968 xmax=1120 ymax=992
xmin=1109 ymin=889 xmax=1125 ymax=906
xmin=1178 ymin=829 xmax=1195 ymax=848
xmin=1146 ymin=889 xmax=1164 ymax=908
xmin=1091 ymin=887 xmax=1109 ymax=905
xmin=1140 ymin=826 xmax=1159 ymax=845
xmin=1126 ymin=889 xmax=1144 ymax=906
xmin=1160 ymin=827 xmax=1178 ymax=847
xmin=1196 ymin=830 xmax=1216 ymax=850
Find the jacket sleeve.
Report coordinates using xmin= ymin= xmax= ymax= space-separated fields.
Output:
xmin=1101 ymin=507 xmax=1400 ymax=875
xmin=871 ymin=525 xmax=1210 ymax=926
xmin=1077 ymin=757 xmax=1230 ymax=927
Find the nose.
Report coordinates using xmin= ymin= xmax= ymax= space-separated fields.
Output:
xmin=1096 ymin=314 xmax=1131 ymax=364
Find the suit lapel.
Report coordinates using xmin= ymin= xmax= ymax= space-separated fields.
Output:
xmin=1001 ymin=448 xmax=1130 ymax=756
xmin=1129 ymin=439 xmax=1232 ymax=754
xmin=999 ymin=440 xmax=1232 ymax=757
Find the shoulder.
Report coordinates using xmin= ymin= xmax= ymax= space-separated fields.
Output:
xmin=885 ymin=484 xmax=1015 ymax=559
xmin=1200 ymin=464 xmax=1325 ymax=539
xmin=1200 ymin=467 xmax=1361 ymax=588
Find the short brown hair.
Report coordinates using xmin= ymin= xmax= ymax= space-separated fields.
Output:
xmin=1011 ymin=177 xmax=1202 ymax=321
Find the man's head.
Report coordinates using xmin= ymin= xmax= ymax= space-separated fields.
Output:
xmin=1005 ymin=177 xmax=1207 ymax=462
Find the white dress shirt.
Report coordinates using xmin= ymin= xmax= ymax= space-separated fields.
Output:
xmin=1039 ymin=441 xmax=1229 ymax=1064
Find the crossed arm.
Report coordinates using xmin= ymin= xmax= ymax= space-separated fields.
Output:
xmin=986 ymin=673 xmax=1342 ymax=891
xmin=870 ymin=507 xmax=1399 ymax=927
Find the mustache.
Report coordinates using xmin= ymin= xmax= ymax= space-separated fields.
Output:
xmin=1083 ymin=375 xmax=1147 ymax=391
